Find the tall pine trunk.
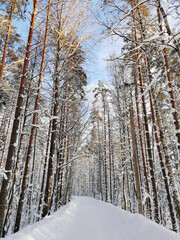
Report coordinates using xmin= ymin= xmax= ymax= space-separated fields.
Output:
xmin=133 ymin=68 xmax=152 ymax=218
xmin=107 ymin=107 xmax=112 ymax=203
xmin=37 ymin=106 xmax=53 ymax=220
xmin=0 ymin=100 xmax=15 ymax=169
xmin=0 ymin=1 xmax=15 ymax=82
xmin=102 ymin=94 xmax=108 ymax=202
xmin=96 ymin=113 xmax=103 ymax=200
xmin=156 ymin=0 xmax=180 ymax=148
xmin=129 ymin=103 xmax=143 ymax=214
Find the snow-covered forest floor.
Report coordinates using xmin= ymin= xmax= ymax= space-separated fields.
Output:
xmin=3 ymin=197 xmax=180 ymax=240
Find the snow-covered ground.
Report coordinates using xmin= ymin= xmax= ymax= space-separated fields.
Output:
xmin=2 ymin=196 xmax=180 ymax=240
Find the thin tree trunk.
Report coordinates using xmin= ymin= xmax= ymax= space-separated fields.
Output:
xmin=37 ymin=106 xmax=53 ymax=220
xmin=123 ymin=172 xmax=127 ymax=210
xmin=54 ymin=85 xmax=68 ymax=210
xmin=97 ymin=113 xmax=102 ymax=200
xmin=129 ymin=103 xmax=143 ymax=214
xmin=0 ymin=1 xmax=15 ymax=82
xmin=127 ymin=125 xmax=134 ymax=213
xmin=133 ymin=68 xmax=152 ymax=218
xmin=158 ymin=0 xmax=180 ymax=58
xmin=156 ymin=0 xmax=180 ymax=148
xmin=111 ymin=136 xmax=116 ymax=204
xmin=0 ymin=100 xmax=15 ymax=169
xmin=42 ymin=82 xmax=58 ymax=217
xmin=61 ymin=92 xmax=69 ymax=205
xmin=62 ymin=127 xmax=70 ymax=205
xmin=102 ymin=96 xmax=108 ymax=202
xmin=26 ymin=125 xmax=38 ymax=225
xmin=126 ymin=165 xmax=132 ymax=213
xmin=0 ymin=96 xmax=11 ymax=141
xmin=55 ymin=102 xmax=65 ymax=209
xmin=107 ymin=108 xmax=112 ymax=203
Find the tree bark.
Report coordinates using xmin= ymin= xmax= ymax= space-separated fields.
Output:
xmin=102 ymin=93 xmax=108 ymax=202
xmin=156 ymin=0 xmax=180 ymax=148
xmin=107 ymin=108 xmax=113 ymax=203
xmin=158 ymin=0 xmax=180 ymax=58
xmin=133 ymin=66 xmax=152 ymax=218
xmin=0 ymin=96 xmax=12 ymax=146
xmin=0 ymin=1 xmax=15 ymax=82
xmin=129 ymin=104 xmax=143 ymax=214
xmin=37 ymin=106 xmax=53 ymax=220
xmin=0 ymin=100 xmax=15 ymax=169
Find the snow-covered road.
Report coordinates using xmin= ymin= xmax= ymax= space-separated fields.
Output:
xmin=3 ymin=196 xmax=180 ymax=240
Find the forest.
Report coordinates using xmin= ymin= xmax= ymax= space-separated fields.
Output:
xmin=0 ymin=0 xmax=179 ymax=237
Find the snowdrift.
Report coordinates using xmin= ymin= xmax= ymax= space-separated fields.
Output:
xmin=2 ymin=196 xmax=180 ymax=240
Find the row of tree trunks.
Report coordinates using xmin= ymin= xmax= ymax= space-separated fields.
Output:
xmin=0 ymin=0 xmax=88 ymax=236
xmin=14 ymin=0 xmax=51 ymax=232
xmin=136 ymin=1 xmax=180 ymax=230
xmin=0 ymin=0 xmax=38 ymax=236
xmin=42 ymin=19 xmax=61 ymax=216
xmin=131 ymin=0 xmax=159 ymax=223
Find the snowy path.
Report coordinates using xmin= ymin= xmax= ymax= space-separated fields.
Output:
xmin=3 ymin=196 xmax=180 ymax=240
